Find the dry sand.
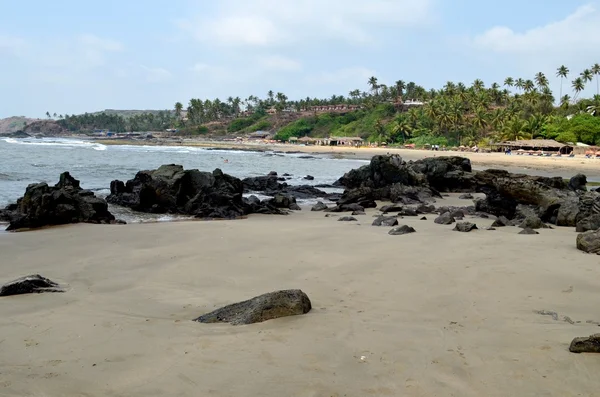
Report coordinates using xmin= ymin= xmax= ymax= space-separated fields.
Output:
xmin=1 ymin=197 xmax=600 ymax=396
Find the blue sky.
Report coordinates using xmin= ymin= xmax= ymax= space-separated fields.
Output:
xmin=1 ymin=0 xmax=599 ymax=118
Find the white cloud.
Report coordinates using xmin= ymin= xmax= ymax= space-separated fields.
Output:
xmin=258 ymin=55 xmax=301 ymax=71
xmin=190 ymin=62 xmax=210 ymax=72
xmin=471 ymin=4 xmax=600 ymax=62
xmin=141 ymin=65 xmax=172 ymax=83
xmin=177 ymin=0 xmax=434 ymax=47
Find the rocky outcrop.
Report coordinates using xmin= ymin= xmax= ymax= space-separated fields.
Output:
xmin=434 ymin=212 xmax=455 ymax=225
xmin=267 ymin=193 xmax=301 ymax=210
xmin=107 ymin=164 xmax=284 ymax=218
xmin=453 ymin=222 xmax=478 ymax=232
xmin=335 ymin=155 xmax=591 ymax=228
xmin=0 ymin=274 xmax=64 ymax=296
xmin=388 ymin=225 xmax=416 ymax=235
xmin=2 ymin=172 xmax=116 ymax=231
xmin=576 ymin=230 xmax=600 ymax=254
xmin=569 ymin=334 xmax=600 ymax=353
xmin=519 ymin=216 xmax=546 ymax=230
xmin=242 ymin=173 xmax=333 ymax=200
xmin=576 ymin=214 xmax=600 ymax=232
xmin=311 ymin=202 xmax=328 ymax=211
xmin=194 ymin=289 xmax=312 ymax=325
xmin=19 ymin=120 xmax=68 ymax=136
xmin=372 ymin=216 xmax=398 ymax=227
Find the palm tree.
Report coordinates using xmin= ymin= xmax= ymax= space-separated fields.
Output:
xmin=515 ymin=78 xmax=525 ymax=92
xmin=592 ymin=63 xmax=600 ymax=95
xmin=501 ymin=117 xmax=528 ymax=141
xmin=392 ymin=116 xmax=413 ymax=143
xmin=534 ymin=72 xmax=548 ymax=89
xmin=504 ymin=77 xmax=514 ymax=90
xmin=572 ymin=77 xmax=585 ymax=101
xmin=581 ymin=69 xmax=593 ymax=85
xmin=395 ymin=80 xmax=406 ymax=101
xmin=523 ymin=80 xmax=535 ymax=92
xmin=556 ymin=65 xmax=569 ymax=100
xmin=174 ymin=102 xmax=183 ymax=119
xmin=368 ymin=76 xmax=379 ymax=96
xmin=472 ymin=79 xmax=484 ymax=91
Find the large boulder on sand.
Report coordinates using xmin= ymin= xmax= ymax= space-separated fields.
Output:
xmin=2 ymin=172 xmax=116 ymax=231
xmin=576 ymin=214 xmax=600 ymax=232
xmin=569 ymin=174 xmax=587 ymax=192
xmin=569 ymin=334 xmax=600 ymax=353
xmin=576 ymin=230 xmax=600 ymax=254
xmin=194 ymin=289 xmax=312 ymax=325
xmin=434 ymin=212 xmax=455 ymax=225
xmin=453 ymin=222 xmax=478 ymax=232
xmin=0 ymin=274 xmax=64 ymax=296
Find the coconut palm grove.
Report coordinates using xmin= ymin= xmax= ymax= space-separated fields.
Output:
xmin=58 ymin=64 xmax=600 ymax=147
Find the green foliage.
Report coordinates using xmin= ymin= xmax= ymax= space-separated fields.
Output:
xmin=249 ymin=119 xmax=271 ymax=132
xmin=58 ymin=111 xmax=175 ymax=133
xmin=542 ymin=113 xmax=600 ymax=144
xmin=275 ymin=118 xmax=315 ymax=141
xmin=228 ymin=117 xmax=256 ymax=132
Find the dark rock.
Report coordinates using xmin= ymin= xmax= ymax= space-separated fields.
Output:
xmin=576 ymin=230 xmax=600 ymax=254
xmin=486 ymin=227 xmax=496 ymax=231
xmin=453 ymin=222 xmax=478 ymax=232
xmin=267 ymin=193 xmax=298 ymax=210
xmin=357 ymin=199 xmax=377 ymax=209
xmin=576 ymin=214 xmax=600 ymax=232
xmin=400 ymin=208 xmax=418 ymax=217
xmin=327 ymin=203 xmax=365 ymax=213
xmin=380 ymin=204 xmax=403 ymax=213
xmin=338 ymin=216 xmax=358 ymax=222
xmin=459 ymin=193 xmax=474 ymax=200
xmin=569 ymin=334 xmax=600 ymax=353
xmin=420 ymin=217 xmax=427 ymax=220
xmin=311 ymin=201 xmax=328 ymax=212
xmin=303 ymin=175 xmax=314 ymax=180
xmin=283 ymin=173 xmax=292 ymax=177
xmin=372 ymin=216 xmax=398 ymax=227
xmin=519 ymin=228 xmax=539 ymax=235
xmin=555 ymin=196 xmax=580 ymax=227
xmin=0 ymin=274 xmax=63 ymax=296
xmin=289 ymin=203 xmax=301 ymax=211
xmin=416 ymin=204 xmax=435 ymax=213
xmin=389 ymin=184 xmax=440 ymax=204
xmin=519 ymin=216 xmax=545 ymax=230
xmin=4 ymin=172 xmax=115 ymax=231
xmin=450 ymin=209 xmax=466 ymax=218
xmin=388 ymin=225 xmax=416 ymax=235
xmin=515 ymin=204 xmax=538 ymax=220
xmin=194 ymin=289 xmax=311 ymax=325
xmin=351 ymin=210 xmax=366 ymax=216
xmin=491 ymin=219 xmax=506 ymax=227
xmin=434 ymin=212 xmax=455 ymax=225
xmin=324 ymin=214 xmax=337 ymax=218
xmin=569 ymin=174 xmax=588 ymax=192
xmin=268 ymin=171 xmax=278 ymax=176
xmin=242 ymin=174 xmax=281 ymax=192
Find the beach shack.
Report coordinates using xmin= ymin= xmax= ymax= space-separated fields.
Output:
xmin=288 ymin=136 xmax=298 ymax=144
xmin=492 ymin=139 xmax=572 ymax=155
xmin=298 ymin=136 xmax=317 ymax=145
xmin=328 ymin=137 xmax=364 ymax=147
xmin=249 ymin=131 xmax=271 ymax=140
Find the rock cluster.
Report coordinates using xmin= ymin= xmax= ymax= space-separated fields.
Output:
xmin=106 ymin=164 xmax=286 ymax=218
xmin=0 ymin=172 xmax=117 ymax=231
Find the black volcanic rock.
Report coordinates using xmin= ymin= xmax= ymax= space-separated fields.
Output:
xmin=3 ymin=172 xmax=116 ymax=231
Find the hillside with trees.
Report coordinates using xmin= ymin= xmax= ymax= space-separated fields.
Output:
xmin=32 ymin=63 xmax=600 ymax=147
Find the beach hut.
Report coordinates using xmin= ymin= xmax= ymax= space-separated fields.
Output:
xmin=491 ymin=139 xmax=572 ymax=155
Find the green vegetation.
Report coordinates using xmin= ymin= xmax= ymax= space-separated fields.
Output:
xmin=40 ymin=62 xmax=600 ymax=145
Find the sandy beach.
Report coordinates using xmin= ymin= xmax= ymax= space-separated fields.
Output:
xmin=1 ymin=196 xmax=599 ymax=397
xmin=98 ymin=138 xmax=600 ymax=179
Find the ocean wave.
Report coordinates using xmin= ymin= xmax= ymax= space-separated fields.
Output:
xmin=1 ymin=137 xmax=107 ymax=151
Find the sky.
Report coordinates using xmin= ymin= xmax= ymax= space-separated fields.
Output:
xmin=1 ymin=0 xmax=600 ymax=118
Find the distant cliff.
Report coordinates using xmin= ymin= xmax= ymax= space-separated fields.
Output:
xmin=20 ymin=120 xmax=68 ymax=136
xmin=0 ymin=116 xmax=32 ymax=134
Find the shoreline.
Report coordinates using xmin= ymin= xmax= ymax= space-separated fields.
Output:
xmin=96 ymin=138 xmax=600 ymax=178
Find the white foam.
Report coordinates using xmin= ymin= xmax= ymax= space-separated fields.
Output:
xmin=2 ymin=137 xmax=107 ymax=151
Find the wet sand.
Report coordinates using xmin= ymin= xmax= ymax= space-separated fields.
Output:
xmin=1 ymin=197 xmax=599 ymax=396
